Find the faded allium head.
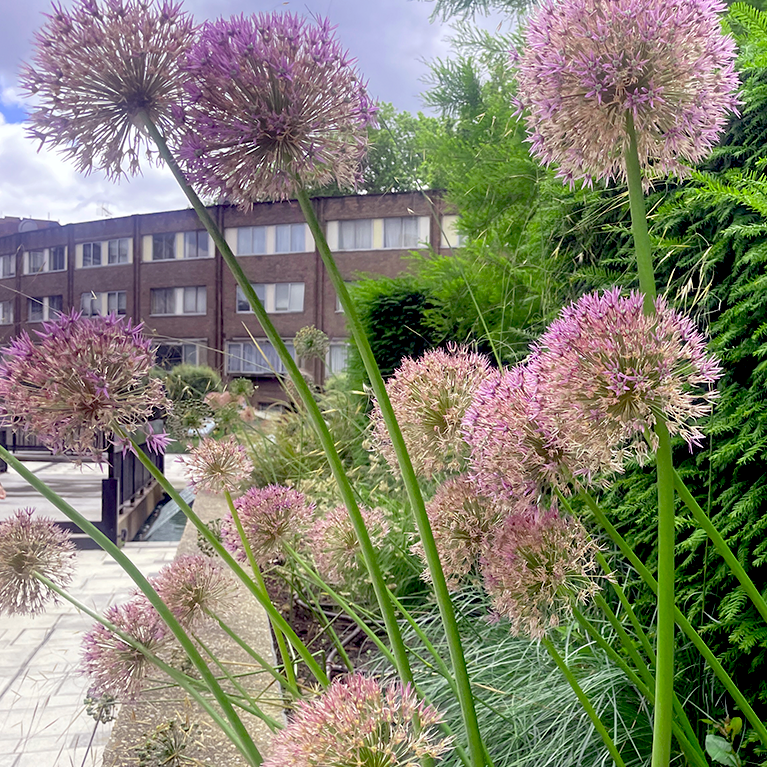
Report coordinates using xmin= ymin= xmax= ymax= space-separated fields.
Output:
xmin=515 ymin=0 xmax=739 ymax=187
xmin=307 ymin=505 xmax=388 ymax=586
xmin=463 ymin=365 xmax=608 ymax=500
xmin=81 ymin=597 xmax=165 ymax=700
xmin=262 ymin=673 xmax=451 ymax=767
xmin=21 ymin=0 xmax=195 ymax=178
xmin=151 ymin=555 xmax=232 ymax=627
xmin=412 ymin=475 xmax=507 ymax=590
xmin=179 ymin=12 xmax=376 ymax=204
xmin=0 ymin=311 xmax=170 ymax=461
xmin=371 ymin=346 xmax=492 ymax=479
xmin=221 ymin=485 xmax=315 ymax=566
xmin=294 ymin=325 xmax=330 ymax=362
xmin=0 ymin=509 xmax=75 ymax=616
xmin=185 ymin=436 xmax=253 ymax=495
xmin=532 ymin=289 xmax=721 ymax=464
xmin=481 ymin=505 xmax=601 ymax=639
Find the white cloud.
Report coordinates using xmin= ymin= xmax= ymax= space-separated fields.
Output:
xmin=0 ymin=115 xmax=188 ymax=224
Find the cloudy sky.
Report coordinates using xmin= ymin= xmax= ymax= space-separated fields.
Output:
xmin=0 ymin=0 xmax=510 ymax=226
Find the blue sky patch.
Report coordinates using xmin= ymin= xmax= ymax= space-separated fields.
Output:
xmin=0 ymin=102 xmax=27 ymax=124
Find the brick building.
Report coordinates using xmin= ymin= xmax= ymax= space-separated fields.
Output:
xmin=0 ymin=192 xmax=461 ymax=405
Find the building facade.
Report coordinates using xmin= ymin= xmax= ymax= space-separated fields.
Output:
xmin=0 ymin=192 xmax=462 ymax=405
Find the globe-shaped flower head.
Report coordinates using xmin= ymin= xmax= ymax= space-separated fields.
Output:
xmin=21 ymin=0 xmax=196 ymax=178
xmin=179 ymin=12 xmax=377 ymax=204
xmin=514 ymin=0 xmax=740 ymax=187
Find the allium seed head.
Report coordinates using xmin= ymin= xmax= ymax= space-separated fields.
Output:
xmin=185 ymin=436 xmax=253 ymax=495
xmin=263 ymin=673 xmax=451 ymax=767
xmin=294 ymin=325 xmax=331 ymax=362
xmin=0 ymin=509 xmax=75 ymax=616
xmin=179 ymin=12 xmax=376 ymax=205
xmin=21 ymin=0 xmax=196 ymax=179
xmin=307 ymin=505 xmax=388 ymax=586
xmin=151 ymin=555 xmax=233 ymax=628
xmin=371 ymin=346 xmax=492 ymax=479
xmin=80 ymin=597 xmax=166 ymax=700
xmin=515 ymin=0 xmax=740 ymax=187
xmin=0 ymin=311 xmax=170 ymax=461
xmin=532 ymin=288 xmax=722 ymax=465
xmin=221 ymin=485 xmax=314 ymax=566
xmin=412 ymin=475 xmax=508 ymax=590
xmin=481 ymin=505 xmax=601 ymax=639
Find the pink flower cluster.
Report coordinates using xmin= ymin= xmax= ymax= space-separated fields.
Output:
xmin=185 ymin=435 xmax=253 ymax=496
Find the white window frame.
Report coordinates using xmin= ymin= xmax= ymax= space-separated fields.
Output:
xmin=236 ymin=282 xmax=305 ymax=314
xmin=150 ymin=286 xmax=207 ymax=316
xmin=327 ymin=341 xmax=350 ymax=374
xmin=153 ymin=339 xmax=207 ymax=369
xmin=152 ymin=233 xmax=177 ymax=261
xmin=0 ymin=299 xmax=13 ymax=325
xmin=183 ymin=231 xmax=210 ymax=259
xmin=383 ymin=216 xmax=420 ymax=249
xmin=25 ymin=247 xmax=67 ymax=275
xmin=0 ymin=254 xmax=16 ymax=278
xmin=236 ymin=226 xmax=268 ymax=256
xmin=28 ymin=295 xmax=62 ymax=323
xmin=274 ymin=223 xmax=306 ymax=254
xmin=226 ymin=339 xmax=296 ymax=375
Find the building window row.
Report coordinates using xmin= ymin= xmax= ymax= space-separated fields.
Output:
xmin=28 ymin=295 xmax=62 ymax=322
xmin=25 ymin=247 xmax=66 ymax=275
xmin=150 ymin=286 xmax=207 ymax=316
xmin=142 ymin=232 xmax=213 ymax=262
xmin=153 ymin=339 xmax=206 ymax=369
xmin=227 ymin=340 xmax=296 ymax=375
xmin=325 ymin=216 xmax=430 ymax=252
xmin=228 ymin=223 xmax=312 ymax=257
xmin=236 ymin=282 xmax=305 ymax=314
xmin=80 ymin=290 xmax=127 ymax=316
xmin=79 ymin=238 xmax=131 ymax=268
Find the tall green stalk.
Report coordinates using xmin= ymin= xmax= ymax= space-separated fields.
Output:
xmin=624 ymin=112 xmax=675 ymax=767
xmin=296 ymin=187 xmax=487 ymax=767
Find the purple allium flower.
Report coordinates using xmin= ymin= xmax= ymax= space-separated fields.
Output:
xmin=221 ymin=485 xmax=315 ymax=567
xmin=370 ymin=346 xmax=492 ymax=479
xmin=0 ymin=509 xmax=75 ymax=616
xmin=514 ymin=0 xmax=740 ymax=187
xmin=185 ymin=436 xmax=253 ymax=495
xmin=307 ymin=505 xmax=389 ymax=586
xmin=481 ymin=505 xmax=601 ymax=639
xmin=294 ymin=325 xmax=331 ymax=362
xmin=80 ymin=596 xmax=166 ymax=700
xmin=263 ymin=673 xmax=451 ymax=767
xmin=411 ymin=475 xmax=508 ymax=590
xmin=21 ymin=0 xmax=196 ymax=179
xmin=151 ymin=555 xmax=233 ymax=628
xmin=532 ymin=289 xmax=722 ymax=464
xmin=0 ymin=310 xmax=169 ymax=461
xmin=178 ymin=12 xmax=377 ymax=204
xmin=463 ymin=364 xmax=609 ymax=500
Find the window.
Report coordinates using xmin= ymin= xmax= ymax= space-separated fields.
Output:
xmin=108 ymin=238 xmax=130 ymax=264
xmin=151 ymin=287 xmax=207 ymax=315
xmin=80 ymin=292 xmax=100 ymax=316
xmin=441 ymin=215 xmax=468 ymax=248
xmin=26 ymin=248 xmax=66 ymax=274
xmin=29 ymin=251 xmax=45 ymax=273
xmin=275 ymin=223 xmax=306 ymax=253
xmin=338 ymin=219 xmax=372 ymax=250
xmin=184 ymin=231 xmax=209 ymax=259
xmin=237 ymin=226 xmax=267 ymax=256
xmin=152 ymin=233 xmax=176 ymax=260
xmin=384 ymin=217 xmax=420 ymax=248
xmin=327 ymin=342 xmax=349 ymax=374
xmin=0 ymin=254 xmax=15 ymax=278
xmin=83 ymin=242 xmax=102 ymax=267
xmin=49 ymin=246 xmax=66 ymax=272
xmin=81 ymin=238 xmax=130 ymax=267
xmin=28 ymin=295 xmax=62 ymax=322
xmin=227 ymin=340 xmax=296 ymax=375
xmin=107 ymin=291 xmax=127 ymax=316
xmin=236 ymin=283 xmax=304 ymax=314
xmin=0 ymin=300 xmax=13 ymax=325
xmin=154 ymin=341 xmax=203 ymax=370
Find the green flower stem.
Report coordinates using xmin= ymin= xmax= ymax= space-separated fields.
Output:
xmin=36 ymin=575 xmax=256 ymax=764
xmin=138 ymin=113 xmax=414 ymax=694
xmin=540 ymin=636 xmax=627 ymax=767
xmin=125 ymin=438 xmax=329 ymax=687
xmin=0 ymin=447 xmax=262 ymax=767
xmin=625 ymin=112 xmax=675 ymax=767
xmin=572 ymin=607 xmax=708 ymax=767
xmin=224 ymin=489 xmax=298 ymax=693
xmin=674 ymin=469 xmax=767 ymax=624
xmin=298 ymin=585 xmax=355 ymax=673
xmin=296 ymin=186 xmax=487 ymax=767
xmin=581 ymin=490 xmax=767 ymax=745
xmin=208 ymin=610 xmax=302 ymax=697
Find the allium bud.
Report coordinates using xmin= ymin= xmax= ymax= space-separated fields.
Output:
xmin=294 ymin=325 xmax=331 ymax=362
xmin=0 ymin=509 xmax=75 ymax=616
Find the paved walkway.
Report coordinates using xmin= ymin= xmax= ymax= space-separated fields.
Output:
xmin=0 ymin=455 xmax=192 ymax=767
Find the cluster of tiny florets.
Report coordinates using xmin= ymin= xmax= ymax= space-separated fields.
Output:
xmin=531 ymin=289 xmax=722 ymax=463
xmin=178 ymin=12 xmax=376 ymax=205
xmin=307 ymin=505 xmax=389 ymax=586
xmin=0 ymin=509 xmax=75 ymax=616
xmin=294 ymin=325 xmax=331 ymax=362
xmin=371 ymin=346 xmax=492 ymax=479
xmin=514 ymin=0 xmax=740 ymax=187
xmin=81 ymin=597 xmax=166 ymax=700
xmin=0 ymin=311 xmax=170 ymax=461
xmin=481 ymin=505 xmax=602 ymax=639
xmin=151 ymin=555 xmax=232 ymax=628
xmin=21 ymin=0 xmax=195 ymax=179
xmin=262 ymin=674 xmax=451 ymax=767
xmin=221 ymin=485 xmax=315 ymax=566
xmin=185 ymin=436 xmax=253 ymax=496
